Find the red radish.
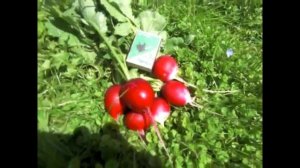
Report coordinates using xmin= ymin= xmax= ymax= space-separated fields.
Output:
xmin=150 ymin=97 xmax=171 ymax=126
xmin=143 ymin=110 xmax=153 ymax=130
xmin=161 ymin=80 xmax=192 ymax=106
xmin=124 ymin=112 xmax=152 ymax=135
xmin=152 ymin=55 xmax=178 ymax=82
xmin=120 ymin=78 xmax=155 ymax=112
xmin=124 ymin=112 xmax=145 ymax=131
xmin=104 ymin=84 xmax=124 ymax=120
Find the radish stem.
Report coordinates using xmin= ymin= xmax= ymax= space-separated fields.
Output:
xmin=203 ymin=89 xmax=239 ymax=94
xmin=137 ymin=132 xmax=148 ymax=149
xmin=146 ymin=108 xmax=174 ymax=168
xmin=175 ymin=76 xmax=197 ymax=88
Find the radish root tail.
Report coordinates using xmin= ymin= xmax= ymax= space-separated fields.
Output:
xmin=146 ymin=108 xmax=174 ymax=168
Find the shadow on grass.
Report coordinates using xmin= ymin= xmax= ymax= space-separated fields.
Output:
xmin=38 ymin=122 xmax=162 ymax=168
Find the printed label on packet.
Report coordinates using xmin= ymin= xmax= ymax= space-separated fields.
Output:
xmin=126 ymin=30 xmax=162 ymax=72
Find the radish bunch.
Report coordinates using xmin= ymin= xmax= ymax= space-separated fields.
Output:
xmin=104 ymin=54 xmax=196 ymax=135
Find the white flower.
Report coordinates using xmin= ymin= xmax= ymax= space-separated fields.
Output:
xmin=226 ymin=48 xmax=234 ymax=57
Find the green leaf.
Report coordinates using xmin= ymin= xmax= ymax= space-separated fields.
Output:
xmin=164 ymin=37 xmax=185 ymax=51
xmin=185 ymin=34 xmax=195 ymax=44
xmin=146 ymin=132 xmax=152 ymax=142
xmin=64 ymin=66 xmax=78 ymax=78
xmin=186 ymin=160 xmax=194 ymax=168
xmin=71 ymin=47 xmax=97 ymax=64
xmin=184 ymin=131 xmax=193 ymax=141
xmin=66 ymin=35 xmax=81 ymax=46
xmin=68 ymin=156 xmax=80 ymax=168
xmin=175 ymin=155 xmax=184 ymax=167
xmin=38 ymin=111 xmax=49 ymax=132
xmin=38 ymin=11 xmax=47 ymax=21
xmin=157 ymin=31 xmax=168 ymax=42
xmin=95 ymin=163 xmax=103 ymax=168
xmin=58 ymin=2 xmax=85 ymax=37
xmin=198 ymin=112 xmax=206 ymax=120
xmin=82 ymin=51 xmax=97 ymax=64
xmin=137 ymin=10 xmax=167 ymax=32
xmin=79 ymin=0 xmax=107 ymax=33
xmin=38 ymin=21 xmax=45 ymax=37
xmin=114 ymin=22 xmax=132 ymax=36
xmin=45 ymin=21 xmax=81 ymax=46
xmin=245 ymin=145 xmax=256 ymax=152
xmin=217 ymin=151 xmax=229 ymax=163
xmin=45 ymin=21 xmax=64 ymax=37
xmin=109 ymin=0 xmax=135 ymax=22
xmin=197 ymin=145 xmax=212 ymax=167
xmin=170 ymin=129 xmax=178 ymax=138
xmin=100 ymin=0 xmax=128 ymax=22
xmin=52 ymin=51 xmax=69 ymax=69
xmin=79 ymin=0 xmax=96 ymax=19
xmin=105 ymin=159 xmax=118 ymax=168
xmin=242 ymin=158 xmax=249 ymax=165
xmin=41 ymin=60 xmax=51 ymax=70
xmin=103 ymin=54 xmax=111 ymax=60
xmin=95 ymin=12 xmax=108 ymax=33
xmin=182 ymin=116 xmax=188 ymax=128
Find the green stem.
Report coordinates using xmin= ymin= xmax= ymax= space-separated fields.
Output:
xmin=79 ymin=1 xmax=131 ymax=81
xmin=97 ymin=30 xmax=131 ymax=80
xmin=88 ymin=20 xmax=131 ymax=81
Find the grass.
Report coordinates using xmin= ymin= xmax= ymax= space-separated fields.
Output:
xmin=38 ymin=0 xmax=262 ymax=167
